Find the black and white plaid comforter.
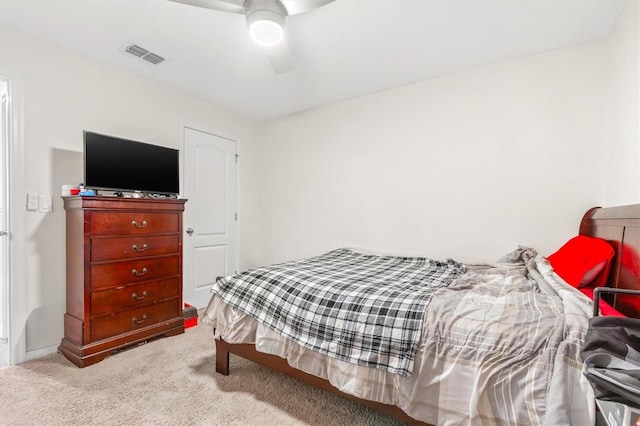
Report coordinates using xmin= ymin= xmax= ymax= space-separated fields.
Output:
xmin=212 ymin=248 xmax=465 ymax=376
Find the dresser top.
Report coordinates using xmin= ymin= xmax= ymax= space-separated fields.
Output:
xmin=63 ymin=195 xmax=187 ymax=212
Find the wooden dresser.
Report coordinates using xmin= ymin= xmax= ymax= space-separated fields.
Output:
xmin=59 ymin=196 xmax=187 ymax=367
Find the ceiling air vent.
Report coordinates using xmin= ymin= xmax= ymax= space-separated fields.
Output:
xmin=125 ymin=44 xmax=165 ymax=65
xmin=142 ymin=52 xmax=165 ymax=65
xmin=125 ymin=44 xmax=148 ymax=57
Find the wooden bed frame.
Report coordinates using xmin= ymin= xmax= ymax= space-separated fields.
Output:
xmin=580 ymin=204 xmax=640 ymax=317
xmin=214 ymin=203 xmax=640 ymax=425
xmin=215 ymin=339 xmax=424 ymax=425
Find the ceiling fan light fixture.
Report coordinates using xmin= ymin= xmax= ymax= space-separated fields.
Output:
xmin=246 ymin=2 xmax=286 ymax=46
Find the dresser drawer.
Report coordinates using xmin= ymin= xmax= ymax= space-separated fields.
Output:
xmin=91 ymin=235 xmax=179 ymax=261
xmin=90 ymin=298 xmax=180 ymax=341
xmin=91 ymin=277 xmax=180 ymax=315
xmin=90 ymin=212 xmax=179 ymax=235
xmin=91 ymin=255 xmax=179 ymax=289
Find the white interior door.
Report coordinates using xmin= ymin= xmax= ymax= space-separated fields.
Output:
xmin=1 ymin=71 xmax=25 ymax=366
xmin=0 ymin=82 xmax=7 ymax=343
xmin=182 ymin=126 xmax=237 ymax=308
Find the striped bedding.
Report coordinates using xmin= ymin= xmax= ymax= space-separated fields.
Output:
xmin=202 ymin=247 xmax=594 ymax=425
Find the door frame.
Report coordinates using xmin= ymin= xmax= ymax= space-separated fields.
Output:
xmin=178 ymin=120 xmax=240 ymax=299
xmin=1 ymin=68 xmax=26 ymax=365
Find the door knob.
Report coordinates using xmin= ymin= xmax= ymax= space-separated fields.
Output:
xmin=186 ymin=228 xmax=194 ymax=236
xmin=0 ymin=230 xmax=7 ymax=236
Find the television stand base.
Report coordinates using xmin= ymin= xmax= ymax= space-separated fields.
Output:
xmin=92 ymin=190 xmax=179 ymax=199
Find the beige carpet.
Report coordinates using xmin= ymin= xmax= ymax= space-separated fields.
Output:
xmin=0 ymin=321 xmax=404 ymax=425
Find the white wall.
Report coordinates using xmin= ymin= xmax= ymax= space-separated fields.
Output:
xmin=242 ymin=39 xmax=614 ymax=267
xmin=0 ymin=28 xmax=256 ymax=356
xmin=240 ymin=2 xmax=640 ymax=269
xmin=604 ymin=0 xmax=639 ymax=206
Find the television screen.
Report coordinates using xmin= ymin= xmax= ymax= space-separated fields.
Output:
xmin=84 ymin=131 xmax=179 ymax=195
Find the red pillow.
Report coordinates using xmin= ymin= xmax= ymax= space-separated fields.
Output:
xmin=548 ymin=235 xmax=614 ymax=288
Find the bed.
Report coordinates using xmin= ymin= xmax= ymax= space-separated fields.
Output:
xmin=201 ymin=203 xmax=640 ymax=425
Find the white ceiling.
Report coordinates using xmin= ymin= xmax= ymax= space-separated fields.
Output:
xmin=0 ymin=0 xmax=629 ymax=121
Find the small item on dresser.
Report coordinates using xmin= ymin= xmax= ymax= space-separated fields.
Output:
xmin=62 ymin=184 xmax=78 ymax=196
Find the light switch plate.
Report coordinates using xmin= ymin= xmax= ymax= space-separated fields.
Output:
xmin=38 ymin=195 xmax=52 ymax=213
xmin=26 ymin=193 xmax=38 ymax=211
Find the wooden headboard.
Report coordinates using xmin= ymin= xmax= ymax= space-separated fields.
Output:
xmin=580 ymin=204 xmax=640 ymax=317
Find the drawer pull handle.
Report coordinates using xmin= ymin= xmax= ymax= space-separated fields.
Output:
xmin=132 ymin=243 xmax=148 ymax=252
xmin=132 ymin=314 xmax=147 ymax=325
xmin=131 ymin=220 xmax=148 ymax=228
xmin=131 ymin=267 xmax=148 ymax=276
xmin=132 ymin=291 xmax=148 ymax=300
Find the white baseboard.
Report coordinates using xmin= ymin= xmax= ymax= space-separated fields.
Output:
xmin=25 ymin=344 xmax=58 ymax=362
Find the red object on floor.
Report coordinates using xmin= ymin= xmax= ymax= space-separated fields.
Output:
xmin=183 ymin=303 xmax=198 ymax=328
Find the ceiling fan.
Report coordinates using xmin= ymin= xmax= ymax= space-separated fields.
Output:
xmin=167 ymin=0 xmax=336 ymax=73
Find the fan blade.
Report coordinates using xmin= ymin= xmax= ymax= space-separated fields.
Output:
xmin=265 ymin=40 xmax=294 ymax=73
xmin=167 ymin=0 xmax=246 ymax=14
xmin=280 ymin=0 xmax=335 ymax=16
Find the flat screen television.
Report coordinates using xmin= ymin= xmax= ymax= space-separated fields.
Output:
xmin=83 ymin=131 xmax=179 ymax=196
